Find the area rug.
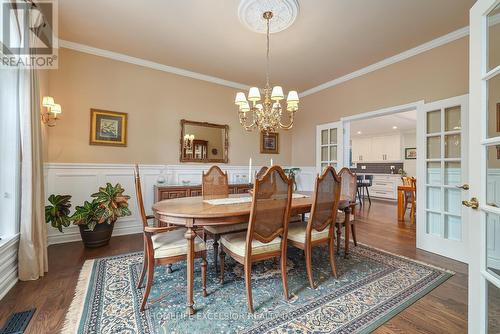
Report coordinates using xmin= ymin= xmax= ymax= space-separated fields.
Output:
xmin=63 ymin=242 xmax=453 ymax=334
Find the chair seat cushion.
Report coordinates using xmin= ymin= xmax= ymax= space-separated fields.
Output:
xmin=336 ymin=210 xmax=354 ymax=224
xmin=287 ymin=221 xmax=330 ymax=244
xmin=152 ymin=229 xmax=206 ymax=258
xmin=204 ymin=222 xmax=248 ymax=235
xmin=220 ymin=231 xmax=281 ymax=257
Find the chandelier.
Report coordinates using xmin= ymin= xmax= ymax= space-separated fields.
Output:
xmin=234 ymin=11 xmax=299 ymax=133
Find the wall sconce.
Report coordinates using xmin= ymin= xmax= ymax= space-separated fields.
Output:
xmin=41 ymin=96 xmax=62 ymax=127
xmin=183 ymin=134 xmax=195 ymax=157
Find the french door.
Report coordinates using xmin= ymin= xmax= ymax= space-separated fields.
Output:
xmin=469 ymin=0 xmax=500 ymax=332
xmin=316 ymin=121 xmax=343 ymax=173
xmin=416 ymin=95 xmax=469 ymax=262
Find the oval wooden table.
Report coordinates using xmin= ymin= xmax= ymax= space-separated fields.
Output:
xmin=152 ymin=192 xmax=352 ymax=315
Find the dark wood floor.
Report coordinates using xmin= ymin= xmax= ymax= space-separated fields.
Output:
xmin=0 ymin=199 xmax=467 ymax=333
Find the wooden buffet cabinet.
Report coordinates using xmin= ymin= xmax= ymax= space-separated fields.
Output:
xmin=154 ymin=183 xmax=252 ymax=202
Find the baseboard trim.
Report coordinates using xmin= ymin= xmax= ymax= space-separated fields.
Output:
xmin=48 ymin=221 xmax=143 ymax=245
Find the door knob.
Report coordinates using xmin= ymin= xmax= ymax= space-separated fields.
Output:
xmin=456 ymin=184 xmax=469 ymax=190
xmin=462 ymin=197 xmax=479 ymax=209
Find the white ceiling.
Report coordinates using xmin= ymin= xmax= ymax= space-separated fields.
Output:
xmin=58 ymin=0 xmax=475 ymax=92
xmin=350 ymin=110 xmax=417 ymax=136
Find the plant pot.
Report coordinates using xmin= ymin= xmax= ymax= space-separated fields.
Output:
xmin=79 ymin=221 xmax=115 ymax=248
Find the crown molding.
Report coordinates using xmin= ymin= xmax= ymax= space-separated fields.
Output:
xmin=300 ymin=26 xmax=470 ymax=98
xmin=59 ymin=39 xmax=251 ymax=91
xmin=60 ymin=24 xmax=470 ymax=98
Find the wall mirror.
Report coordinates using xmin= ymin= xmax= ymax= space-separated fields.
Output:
xmin=180 ymin=119 xmax=229 ymax=163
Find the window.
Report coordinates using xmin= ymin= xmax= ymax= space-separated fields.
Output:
xmin=0 ymin=68 xmax=21 ymax=242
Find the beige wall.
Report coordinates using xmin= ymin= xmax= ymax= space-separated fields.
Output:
xmin=291 ymin=37 xmax=469 ymax=166
xmin=46 ymin=48 xmax=292 ymax=166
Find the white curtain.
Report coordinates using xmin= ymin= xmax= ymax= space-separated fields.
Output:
xmin=14 ymin=2 xmax=48 ymax=281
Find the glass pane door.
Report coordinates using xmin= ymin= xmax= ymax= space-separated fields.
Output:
xmin=316 ymin=122 xmax=343 ymax=173
xmin=416 ymin=95 xmax=469 ymax=262
xmin=469 ymin=1 xmax=500 ymax=331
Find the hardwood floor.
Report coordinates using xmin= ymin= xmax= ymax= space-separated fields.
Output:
xmin=0 ymin=199 xmax=467 ymax=333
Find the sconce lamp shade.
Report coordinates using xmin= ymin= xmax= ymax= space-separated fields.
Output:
xmin=286 ymin=90 xmax=299 ymax=103
xmin=247 ymin=87 xmax=261 ymax=102
xmin=271 ymin=86 xmax=284 ymax=101
xmin=42 ymin=96 xmax=55 ymax=107
xmin=50 ymin=103 xmax=62 ymax=115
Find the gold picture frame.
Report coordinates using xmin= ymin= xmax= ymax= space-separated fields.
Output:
xmin=260 ymin=132 xmax=279 ymax=154
xmin=89 ymin=109 xmax=128 ymax=147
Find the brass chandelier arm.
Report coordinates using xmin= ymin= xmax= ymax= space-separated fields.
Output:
xmin=278 ymin=110 xmax=295 ymax=130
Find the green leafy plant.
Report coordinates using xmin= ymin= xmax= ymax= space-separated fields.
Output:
xmin=45 ymin=194 xmax=72 ymax=232
xmin=47 ymin=183 xmax=132 ymax=233
xmin=72 ymin=200 xmax=101 ymax=231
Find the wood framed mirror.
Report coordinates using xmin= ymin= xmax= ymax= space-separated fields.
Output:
xmin=180 ymin=119 xmax=229 ymax=163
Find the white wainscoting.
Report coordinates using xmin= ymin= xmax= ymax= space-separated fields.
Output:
xmin=0 ymin=235 xmax=19 ymax=300
xmin=45 ymin=163 xmax=317 ymax=245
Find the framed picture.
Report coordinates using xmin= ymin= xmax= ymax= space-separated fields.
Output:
xmin=89 ymin=109 xmax=128 ymax=147
xmin=405 ymin=147 xmax=417 ymax=160
xmin=260 ymin=132 xmax=279 ymax=154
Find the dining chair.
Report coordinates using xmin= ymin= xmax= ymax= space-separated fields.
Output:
xmin=287 ymin=166 xmax=341 ymax=289
xmin=219 ymin=166 xmax=293 ymax=313
xmin=134 ymin=164 xmax=207 ymax=311
xmin=336 ymin=167 xmax=358 ymax=255
xmin=401 ymin=176 xmax=417 ymax=224
xmin=255 ymin=166 xmax=268 ymax=180
xmin=202 ymin=165 xmax=248 ymax=271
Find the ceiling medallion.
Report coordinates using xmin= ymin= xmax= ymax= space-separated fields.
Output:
xmin=238 ymin=0 xmax=299 ymax=34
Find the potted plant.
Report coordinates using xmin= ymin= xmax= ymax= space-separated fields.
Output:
xmin=45 ymin=194 xmax=72 ymax=233
xmin=45 ymin=183 xmax=131 ymax=248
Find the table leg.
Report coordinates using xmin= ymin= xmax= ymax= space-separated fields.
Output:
xmin=184 ymin=227 xmax=196 ymax=315
xmin=344 ymin=207 xmax=351 ymax=258
xmin=397 ymin=189 xmax=405 ymax=222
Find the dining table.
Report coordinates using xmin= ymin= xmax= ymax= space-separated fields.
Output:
xmin=152 ymin=192 xmax=352 ymax=315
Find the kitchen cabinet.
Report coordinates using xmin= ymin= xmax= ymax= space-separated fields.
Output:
xmin=352 ymin=134 xmax=401 ymax=163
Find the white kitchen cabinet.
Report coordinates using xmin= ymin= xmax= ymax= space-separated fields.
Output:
xmin=360 ymin=174 xmax=402 ymax=200
xmin=352 ymin=134 xmax=401 ymax=162
xmin=351 ymin=137 xmax=372 ymax=162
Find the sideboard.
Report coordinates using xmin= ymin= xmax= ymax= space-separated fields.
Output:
xmin=154 ymin=183 xmax=252 ymax=202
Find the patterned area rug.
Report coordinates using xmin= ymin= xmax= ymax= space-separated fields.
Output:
xmin=63 ymin=242 xmax=453 ymax=334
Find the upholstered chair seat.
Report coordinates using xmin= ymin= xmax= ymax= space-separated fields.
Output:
xmin=220 ymin=231 xmax=282 ymax=257
xmin=204 ymin=222 xmax=248 ymax=235
xmin=152 ymin=229 xmax=206 ymax=258
xmin=287 ymin=221 xmax=330 ymax=243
